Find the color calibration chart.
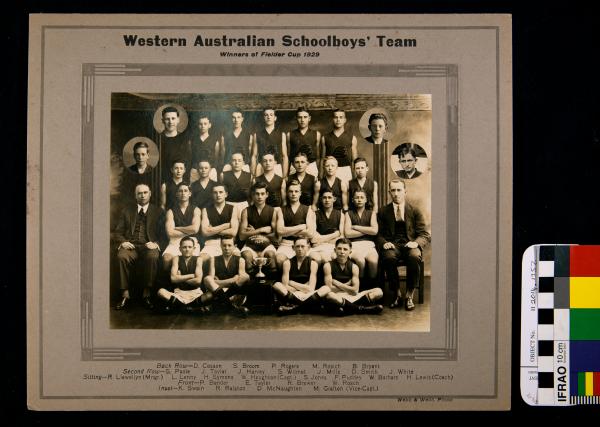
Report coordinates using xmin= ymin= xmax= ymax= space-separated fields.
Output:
xmin=521 ymin=245 xmax=600 ymax=405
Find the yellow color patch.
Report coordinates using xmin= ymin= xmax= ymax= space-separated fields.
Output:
xmin=570 ymin=277 xmax=600 ymax=308
xmin=585 ymin=372 xmax=594 ymax=396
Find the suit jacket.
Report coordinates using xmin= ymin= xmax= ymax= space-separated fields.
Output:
xmin=395 ymin=169 xmax=422 ymax=179
xmin=376 ymin=202 xmax=430 ymax=249
xmin=113 ymin=204 xmax=162 ymax=248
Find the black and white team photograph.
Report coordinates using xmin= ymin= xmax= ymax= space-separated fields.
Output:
xmin=110 ymin=93 xmax=432 ymax=331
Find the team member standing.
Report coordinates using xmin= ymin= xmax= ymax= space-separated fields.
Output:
xmin=287 ymin=107 xmax=321 ymax=177
xmin=221 ymin=152 xmax=252 ymax=219
xmin=252 ymin=107 xmax=288 ymax=178
xmin=322 ymin=238 xmax=384 ymax=315
xmin=348 ymin=157 xmax=378 ymax=212
xmin=190 ymin=159 xmax=217 ymax=211
xmin=221 ymin=108 xmax=252 ymax=173
xmin=160 ymin=159 xmax=187 ymax=210
xmin=159 ymin=106 xmax=191 ymax=182
xmin=321 ymin=109 xmax=357 ymax=183
xmin=287 ymin=152 xmax=318 ymax=209
xmin=191 ymin=113 xmax=219 ymax=181
xmin=315 ymin=156 xmax=348 ymax=212
xmin=255 ymin=153 xmax=286 ymax=208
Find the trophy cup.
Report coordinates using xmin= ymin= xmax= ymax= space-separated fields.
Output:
xmin=252 ymin=257 xmax=269 ymax=284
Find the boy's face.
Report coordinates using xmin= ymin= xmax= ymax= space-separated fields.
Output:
xmin=334 ymin=243 xmax=351 ymax=261
xmin=198 ymin=118 xmax=211 ymax=133
xmin=263 ymin=109 xmax=276 ymax=126
xmin=134 ymin=147 xmax=149 ymax=166
xmin=261 ymin=154 xmax=275 ymax=171
xmin=353 ymin=161 xmax=368 ymax=178
xmin=231 ymin=153 xmax=244 ymax=171
xmin=333 ymin=111 xmax=346 ymax=129
xmin=400 ymin=153 xmax=416 ymax=173
xmin=353 ymin=192 xmax=367 ymax=208
xmin=212 ymin=186 xmax=227 ymax=204
xmin=293 ymin=239 xmax=309 ymax=257
xmin=162 ymin=111 xmax=179 ymax=132
xmin=296 ymin=111 xmax=310 ymax=129
xmin=197 ymin=161 xmax=211 ymax=178
xmin=320 ymin=192 xmax=335 ymax=209
xmin=179 ymin=239 xmax=195 ymax=257
xmin=293 ymin=156 xmax=308 ymax=173
xmin=231 ymin=112 xmax=243 ymax=128
xmin=220 ymin=239 xmax=235 ymax=256
xmin=171 ymin=162 xmax=185 ymax=179
xmin=368 ymin=118 xmax=387 ymax=139
xmin=176 ymin=185 xmax=191 ymax=202
xmin=252 ymin=188 xmax=267 ymax=205
xmin=324 ymin=159 xmax=337 ymax=176
xmin=135 ymin=185 xmax=151 ymax=205
xmin=287 ymin=185 xmax=301 ymax=203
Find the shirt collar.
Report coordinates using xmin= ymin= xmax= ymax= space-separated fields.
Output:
xmin=137 ymin=204 xmax=149 ymax=214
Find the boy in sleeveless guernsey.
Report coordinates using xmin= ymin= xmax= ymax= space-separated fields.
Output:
xmin=287 ymin=107 xmax=321 ymax=177
xmin=200 ymin=184 xmax=240 ymax=261
xmin=322 ymin=238 xmax=383 ymax=315
xmin=159 ymin=106 xmax=191 ymax=183
xmin=255 ymin=153 xmax=286 ymax=208
xmin=275 ymin=180 xmax=316 ymax=269
xmin=203 ymin=237 xmax=250 ymax=316
xmin=221 ymin=152 xmax=251 ymax=220
xmin=162 ymin=183 xmax=201 ymax=270
xmin=344 ymin=189 xmax=379 ymax=284
xmin=157 ymin=236 xmax=215 ymax=313
xmin=190 ymin=159 xmax=217 ymax=211
xmin=239 ymin=181 xmax=278 ymax=276
xmin=310 ymin=190 xmax=344 ymax=265
xmin=348 ymin=157 xmax=378 ymax=213
xmin=273 ymin=238 xmax=330 ymax=315
xmin=252 ymin=107 xmax=288 ymax=178
xmin=315 ymin=156 xmax=348 ymax=212
xmin=190 ymin=114 xmax=219 ymax=181
xmin=321 ymin=109 xmax=357 ymax=183
xmin=221 ymin=109 xmax=252 ymax=173
xmin=287 ymin=152 xmax=318 ymax=210
xmin=160 ymin=159 xmax=186 ymax=210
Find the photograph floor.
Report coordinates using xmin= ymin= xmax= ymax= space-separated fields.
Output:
xmin=110 ymin=278 xmax=430 ymax=331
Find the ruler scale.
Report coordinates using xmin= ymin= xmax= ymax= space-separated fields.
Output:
xmin=521 ymin=244 xmax=600 ymax=406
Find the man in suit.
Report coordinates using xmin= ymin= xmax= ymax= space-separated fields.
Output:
xmin=113 ymin=184 xmax=163 ymax=310
xmin=395 ymin=147 xmax=422 ymax=179
xmin=377 ymin=179 xmax=430 ymax=311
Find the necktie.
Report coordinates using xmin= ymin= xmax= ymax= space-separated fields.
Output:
xmin=395 ymin=204 xmax=402 ymax=221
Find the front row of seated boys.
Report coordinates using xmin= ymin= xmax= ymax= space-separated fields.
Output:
xmin=114 ymin=177 xmax=428 ymax=317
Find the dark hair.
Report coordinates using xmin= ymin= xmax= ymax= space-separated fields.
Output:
xmin=352 ymin=189 xmax=367 ymax=198
xmin=368 ymin=112 xmax=388 ymax=126
xmin=260 ymin=150 xmax=276 ymax=161
xmin=133 ymin=141 xmax=149 ymax=152
xmin=162 ymin=106 xmax=179 ymax=117
xmin=399 ymin=147 xmax=417 ymax=159
xmin=175 ymin=181 xmax=191 ymax=191
xmin=230 ymin=151 xmax=245 ymax=161
xmin=293 ymin=152 xmax=309 ymax=162
xmin=171 ymin=159 xmax=186 ymax=168
xmin=262 ymin=106 xmax=276 ymax=113
xmin=332 ymin=108 xmax=346 ymax=115
xmin=320 ymin=190 xmax=335 ymax=198
xmin=287 ymin=179 xmax=301 ymax=190
xmin=197 ymin=112 xmax=211 ymax=122
xmin=231 ymin=108 xmax=243 ymax=116
xmin=251 ymin=181 xmax=268 ymax=194
xmin=296 ymin=107 xmax=310 ymax=115
xmin=353 ymin=157 xmax=368 ymax=166
xmin=180 ymin=236 xmax=195 ymax=246
xmin=335 ymin=237 xmax=352 ymax=248
xmin=213 ymin=183 xmax=229 ymax=193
